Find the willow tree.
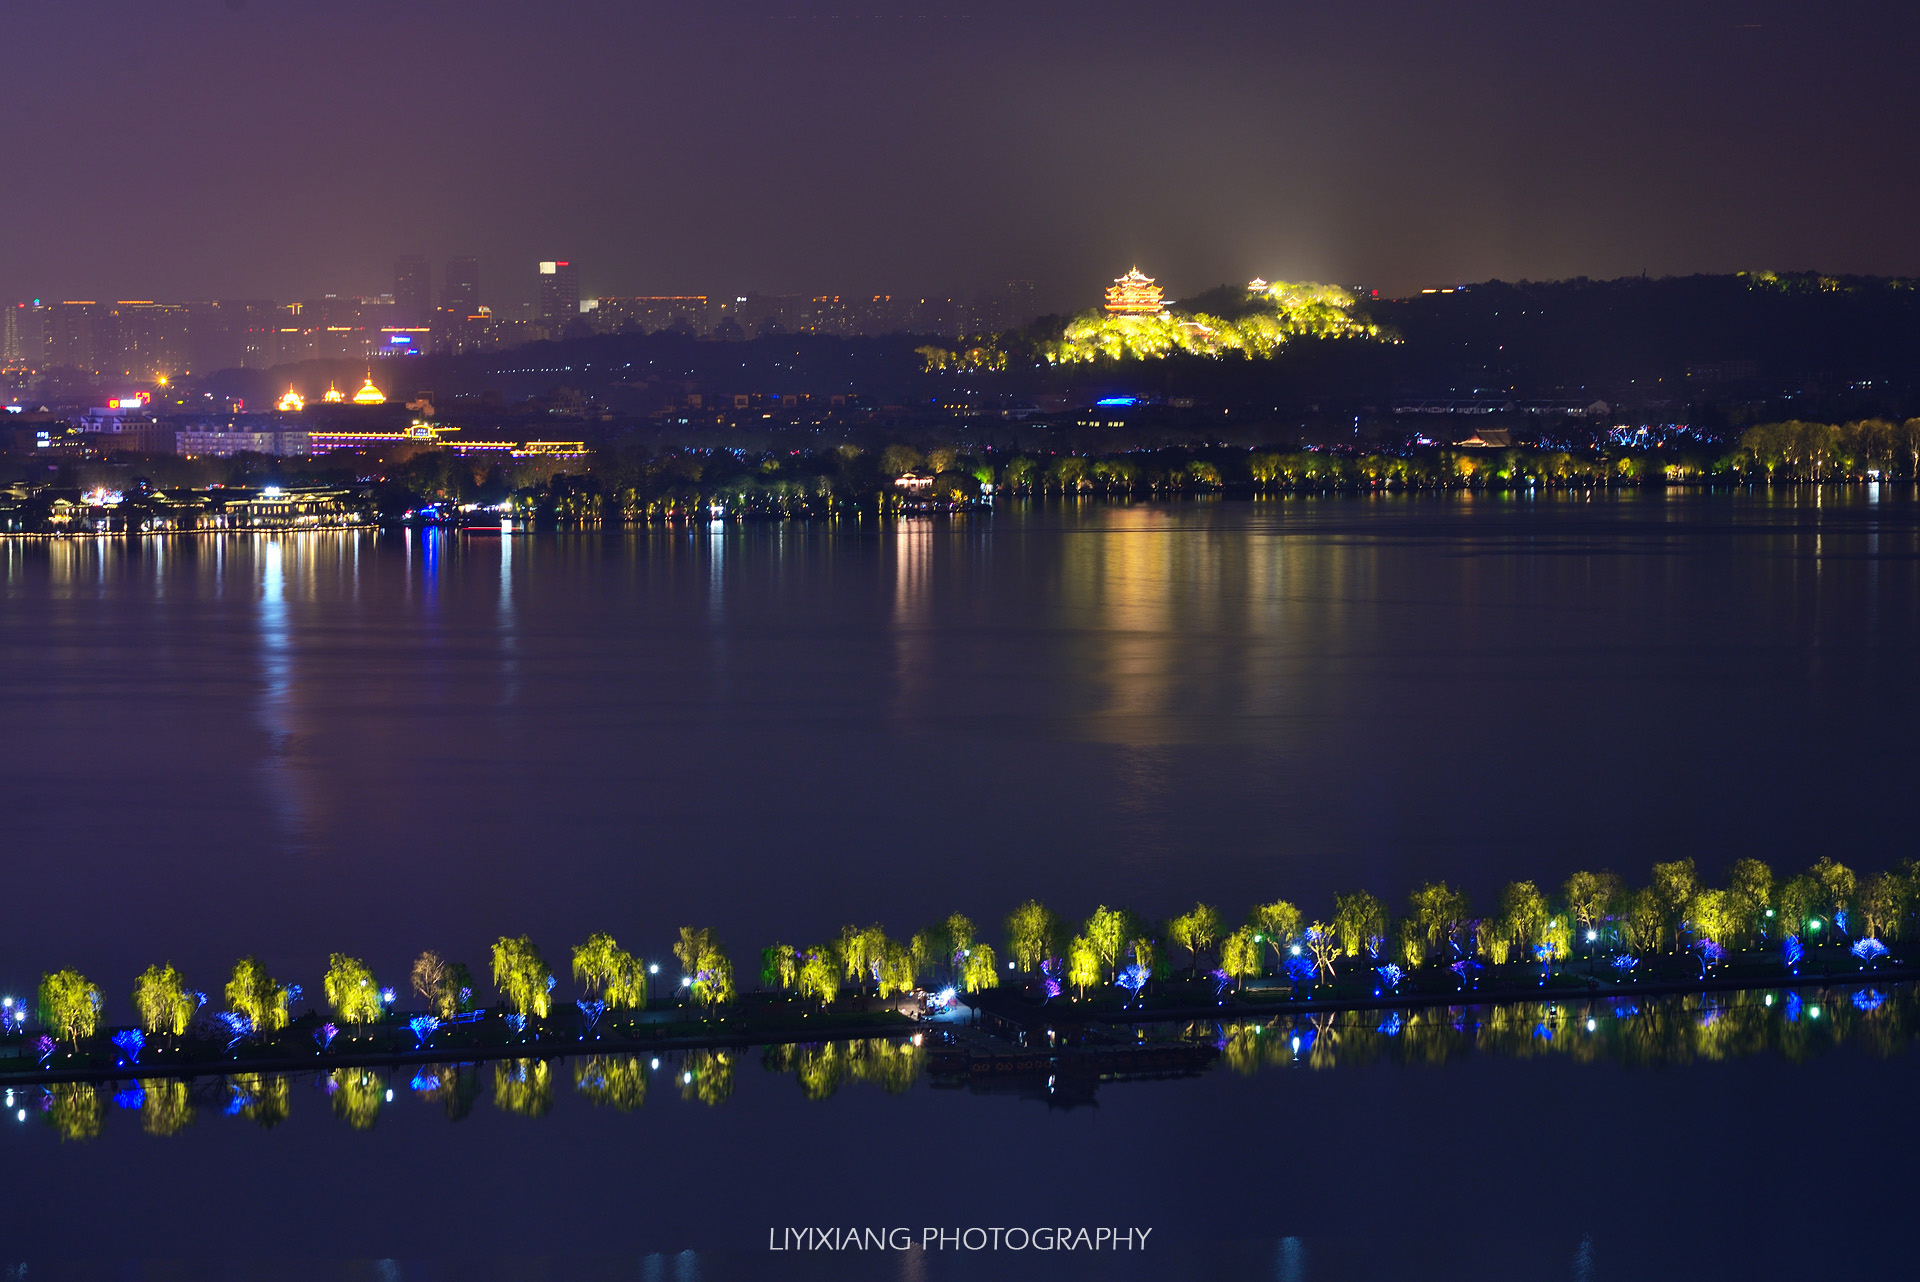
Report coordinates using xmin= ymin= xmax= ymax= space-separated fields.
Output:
xmin=1332 ymin=892 xmax=1386 ymax=958
xmin=1005 ymin=900 xmax=1060 ymax=973
xmin=1563 ymin=871 xmax=1622 ymax=947
xmin=798 ymin=946 xmax=842 ymax=1007
xmin=572 ymin=932 xmax=627 ymax=998
xmin=1219 ymin=926 xmax=1262 ymax=990
xmin=944 ymin=913 xmax=977 ymax=977
xmin=761 ymin=943 xmax=799 ymax=992
xmin=838 ymin=925 xmax=888 ymax=996
xmin=1083 ymin=906 xmax=1129 ymax=981
xmin=1620 ymin=888 xmax=1665 ymax=955
xmin=490 ymin=936 xmax=553 ymax=1018
xmin=323 ymin=954 xmax=382 ymax=1028
xmin=875 ymin=941 xmax=916 ymax=1000
xmin=689 ymin=948 xmax=735 ymax=1016
xmin=225 ymin=958 xmax=290 ymax=1035
xmin=1168 ymin=904 xmax=1222 ymax=978
xmin=38 ymin=970 xmax=100 ymax=1045
xmin=132 ymin=964 xmax=197 ymax=1038
xmin=1809 ymin=857 xmax=1858 ymax=927
xmin=1066 ymin=935 xmax=1101 ymax=999
xmin=674 ymin=926 xmax=718 ymax=981
xmin=1649 ymin=860 xmax=1699 ymax=950
xmin=1861 ymin=872 xmax=1907 ymax=941
xmin=1726 ymin=859 xmax=1774 ymax=945
xmin=1408 ymin=882 xmax=1471 ymax=960
xmin=1498 ymin=882 xmax=1549 ymax=958
xmin=1251 ymin=901 xmax=1303 ymax=971
xmin=960 ymin=943 xmax=999 ymax=993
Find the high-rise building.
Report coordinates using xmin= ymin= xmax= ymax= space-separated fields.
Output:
xmin=537 ymin=260 xmax=579 ymax=334
xmin=443 ymin=257 xmax=479 ymax=314
xmin=45 ymin=302 xmax=98 ymax=373
xmin=394 ymin=255 xmax=431 ymax=325
xmin=1005 ymin=279 xmax=1038 ymax=328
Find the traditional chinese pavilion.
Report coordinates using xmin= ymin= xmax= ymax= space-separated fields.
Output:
xmin=1104 ymin=267 xmax=1166 ymax=316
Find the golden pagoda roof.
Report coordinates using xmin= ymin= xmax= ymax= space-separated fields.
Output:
xmin=1105 ymin=266 xmax=1166 ymax=316
xmin=276 ymin=387 xmax=304 ymax=412
xmin=351 ymin=372 xmax=385 ymax=405
xmin=321 ymin=381 xmax=345 ymax=403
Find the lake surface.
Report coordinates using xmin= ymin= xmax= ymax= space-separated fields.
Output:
xmin=5 ymin=489 xmax=1920 ymax=1278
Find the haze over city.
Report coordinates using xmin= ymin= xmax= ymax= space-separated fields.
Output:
xmin=4 ymin=0 xmax=1918 ymax=306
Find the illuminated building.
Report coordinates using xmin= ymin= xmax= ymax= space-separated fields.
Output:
xmin=276 ymin=387 xmax=305 ymax=412
xmin=351 ymin=371 xmax=385 ymax=405
xmin=538 ymin=260 xmax=580 ymax=333
xmin=1104 ymin=268 xmax=1165 ymax=316
xmin=321 ymin=381 xmax=345 ymax=403
xmin=1248 ymin=278 xmax=1268 ymax=291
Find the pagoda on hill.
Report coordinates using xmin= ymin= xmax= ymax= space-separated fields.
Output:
xmin=1104 ymin=267 xmax=1166 ymax=316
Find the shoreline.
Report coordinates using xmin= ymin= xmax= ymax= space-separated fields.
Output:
xmin=6 ymin=965 xmax=1904 ymax=1091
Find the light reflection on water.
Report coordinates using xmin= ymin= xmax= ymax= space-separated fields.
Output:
xmin=18 ymin=983 xmax=1912 ymax=1144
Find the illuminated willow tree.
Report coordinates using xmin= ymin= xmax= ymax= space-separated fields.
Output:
xmin=1005 ymin=900 xmax=1061 ymax=975
xmin=1219 ymin=927 xmax=1262 ymax=990
xmin=837 ymin=925 xmax=889 ymax=996
xmin=1563 ymin=871 xmax=1622 ymax=948
xmin=1408 ymin=882 xmax=1471 ymax=963
xmin=1725 ymin=859 xmax=1774 ymax=945
xmin=960 ymin=943 xmax=999 ymax=993
xmin=1649 ymin=859 xmax=1699 ymax=951
xmin=1304 ymin=924 xmax=1341 ymax=982
xmin=875 ymin=941 xmax=916 ymax=1000
xmin=1168 ymin=904 xmax=1222 ymax=978
xmin=38 ymin=970 xmax=101 ymax=1045
xmin=572 ymin=932 xmax=625 ymax=997
xmin=490 ymin=936 xmax=553 ymax=1018
xmin=132 ymin=964 xmax=197 ymax=1038
xmin=323 ymin=954 xmax=382 ymax=1028
xmin=761 ymin=943 xmax=799 ymax=992
xmin=798 ymin=946 xmax=841 ymax=1007
xmin=1082 ymin=906 xmax=1130 ymax=982
xmin=1251 ymin=901 xmax=1302 ymax=973
xmin=1332 ymin=892 xmax=1386 ymax=958
xmin=1498 ymin=882 xmax=1549 ymax=958
xmin=1066 ymin=935 xmax=1101 ymax=999
xmin=226 ymin=958 xmax=290 ymax=1035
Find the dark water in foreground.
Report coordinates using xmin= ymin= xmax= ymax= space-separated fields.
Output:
xmin=5 ymin=490 xmax=1920 ymax=1277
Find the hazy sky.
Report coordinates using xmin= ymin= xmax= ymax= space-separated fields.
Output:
xmin=4 ymin=0 xmax=1917 ymax=309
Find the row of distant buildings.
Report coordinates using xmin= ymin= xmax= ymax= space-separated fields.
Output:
xmin=1 ymin=256 xmax=1043 ymax=386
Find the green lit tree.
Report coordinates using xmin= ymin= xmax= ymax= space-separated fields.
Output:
xmin=1498 ymin=881 xmax=1549 ymax=958
xmin=1726 ymin=859 xmax=1774 ymax=945
xmin=1066 ymin=935 xmax=1101 ymax=999
xmin=960 ymin=943 xmax=999 ymax=993
xmin=1649 ymin=859 xmax=1699 ymax=950
xmin=323 ymin=954 xmax=382 ymax=1028
xmin=875 ymin=941 xmax=916 ymax=999
xmin=225 ymin=957 xmax=289 ymax=1035
xmin=798 ymin=945 xmax=842 ymax=1007
xmin=1861 ymin=871 xmax=1906 ymax=941
xmin=1563 ymin=870 xmax=1622 ymax=950
xmin=1083 ymin=906 xmax=1129 ymax=981
xmin=1408 ymin=882 xmax=1471 ymax=962
xmin=1219 ymin=926 xmax=1262 ymax=990
xmin=690 ymin=947 xmax=734 ymax=1016
xmin=1332 ymin=891 xmax=1386 ymax=958
xmin=38 ymin=970 xmax=100 ymax=1045
xmin=1005 ymin=900 xmax=1060 ymax=973
xmin=132 ymin=963 xmax=196 ymax=1038
xmin=1251 ymin=901 xmax=1302 ymax=971
xmin=1809 ymin=857 xmax=1858 ymax=929
xmin=761 ymin=943 xmax=799 ymax=992
xmin=1167 ymin=903 xmax=1222 ymax=978
xmin=490 ymin=935 xmax=553 ymax=1018
xmin=571 ymin=932 xmax=626 ymax=998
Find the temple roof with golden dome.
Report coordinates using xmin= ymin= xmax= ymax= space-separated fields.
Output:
xmin=322 ymin=381 xmax=345 ymax=403
xmin=276 ymin=387 xmax=305 ymax=412
xmin=351 ymin=371 xmax=385 ymax=405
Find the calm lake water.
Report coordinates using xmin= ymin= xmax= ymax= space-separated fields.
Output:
xmin=5 ymin=490 xmax=1920 ymax=1278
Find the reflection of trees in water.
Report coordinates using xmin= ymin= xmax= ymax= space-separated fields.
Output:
xmin=327 ymin=1068 xmax=384 ymax=1130
xmin=45 ymin=1082 xmax=101 ymax=1141
xmin=574 ymin=1056 xmax=646 ymax=1111
xmin=1213 ymin=987 xmax=1913 ymax=1073
xmin=228 ymin=1073 xmax=291 ymax=1129
xmin=680 ymin=1050 xmax=733 ymax=1107
xmin=140 ymin=1079 xmax=194 ymax=1137
xmin=410 ymin=1062 xmax=479 ymax=1121
xmin=761 ymin=1039 xmax=925 ymax=1100
xmin=493 ymin=1059 xmax=553 ymax=1117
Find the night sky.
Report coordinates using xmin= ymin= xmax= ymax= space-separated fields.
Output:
xmin=5 ymin=1 xmax=1918 ymax=307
